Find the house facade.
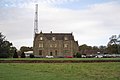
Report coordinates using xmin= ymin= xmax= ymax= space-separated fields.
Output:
xmin=33 ymin=31 xmax=79 ymax=57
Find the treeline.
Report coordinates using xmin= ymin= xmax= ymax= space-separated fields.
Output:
xmin=0 ymin=33 xmax=16 ymax=58
xmin=0 ymin=33 xmax=33 ymax=58
xmin=79 ymin=44 xmax=120 ymax=54
xmin=0 ymin=32 xmax=119 ymax=58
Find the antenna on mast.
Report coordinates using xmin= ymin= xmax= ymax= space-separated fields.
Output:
xmin=34 ymin=4 xmax=39 ymax=37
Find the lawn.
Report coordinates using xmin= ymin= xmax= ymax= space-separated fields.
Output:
xmin=0 ymin=58 xmax=120 ymax=60
xmin=0 ymin=63 xmax=120 ymax=80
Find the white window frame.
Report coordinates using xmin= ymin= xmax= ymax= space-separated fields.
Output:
xmin=52 ymin=37 xmax=55 ymax=41
xmin=55 ymin=44 xmax=57 ymax=47
xmin=64 ymin=44 xmax=68 ymax=48
xmin=40 ymin=37 xmax=43 ymax=40
xmin=50 ymin=44 xmax=53 ymax=47
xmin=64 ymin=37 xmax=68 ymax=40
xmin=39 ymin=43 xmax=43 ymax=48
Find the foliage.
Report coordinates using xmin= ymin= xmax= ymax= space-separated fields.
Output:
xmin=30 ymin=54 xmax=34 ymax=58
xmin=79 ymin=43 xmax=120 ymax=54
xmin=0 ymin=33 xmax=16 ymax=58
xmin=20 ymin=46 xmax=33 ymax=52
xmin=13 ymin=50 xmax=18 ymax=58
xmin=107 ymin=44 xmax=120 ymax=54
xmin=0 ymin=63 xmax=120 ymax=80
xmin=79 ymin=44 xmax=101 ymax=54
xmin=21 ymin=52 xmax=26 ymax=58
xmin=75 ymin=52 xmax=81 ymax=58
xmin=0 ymin=53 xmax=9 ymax=58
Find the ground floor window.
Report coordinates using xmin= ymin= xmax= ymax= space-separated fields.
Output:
xmin=39 ymin=50 xmax=42 ymax=55
xmin=50 ymin=52 xmax=53 ymax=56
xmin=55 ymin=50 xmax=57 ymax=56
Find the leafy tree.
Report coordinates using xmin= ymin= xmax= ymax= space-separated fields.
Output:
xmin=99 ymin=46 xmax=107 ymax=53
xmin=20 ymin=46 xmax=33 ymax=52
xmin=21 ymin=52 xmax=26 ymax=58
xmin=107 ymin=44 xmax=119 ymax=54
xmin=79 ymin=44 xmax=92 ymax=54
xmin=75 ymin=52 xmax=81 ymax=58
xmin=13 ymin=50 xmax=18 ymax=58
xmin=0 ymin=33 xmax=16 ymax=58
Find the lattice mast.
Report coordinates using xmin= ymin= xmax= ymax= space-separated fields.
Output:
xmin=34 ymin=4 xmax=39 ymax=37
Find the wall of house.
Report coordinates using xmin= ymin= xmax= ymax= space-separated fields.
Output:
xmin=33 ymin=33 xmax=79 ymax=57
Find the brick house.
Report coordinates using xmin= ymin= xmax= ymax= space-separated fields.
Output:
xmin=33 ymin=31 xmax=79 ymax=57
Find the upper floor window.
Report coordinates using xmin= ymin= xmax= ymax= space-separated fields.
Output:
xmin=50 ymin=44 xmax=53 ymax=47
xmin=40 ymin=37 xmax=43 ymax=40
xmin=52 ymin=37 xmax=55 ymax=41
xmin=64 ymin=44 xmax=68 ymax=48
xmin=64 ymin=37 xmax=68 ymax=40
xmin=55 ymin=44 xmax=57 ymax=47
xmin=39 ymin=43 xmax=43 ymax=48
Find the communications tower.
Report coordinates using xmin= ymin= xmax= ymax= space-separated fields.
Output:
xmin=34 ymin=4 xmax=39 ymax=37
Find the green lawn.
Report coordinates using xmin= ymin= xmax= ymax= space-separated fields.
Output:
xmin=0 ymin=63 xmax=120 ymax=80
xmin=0 ymin=58 xmax=120 ymax=60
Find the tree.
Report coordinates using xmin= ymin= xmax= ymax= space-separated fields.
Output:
xmin=20 ymin=46 xmax=33 ymax=52
xmin=107 ymin=35 xmax=120 ymax=54
xmin=99 ymin=46 xmax=107 ymax=53
xmin=107 ymin=44 xmax=119 ymax=54
xmin=21 ymin=52 xmax=26 ymax=58
xmin=79 ymin=44 xmax=92 ymax=54
xmin=75 ymin=52 xmax=81 ymax=58
xmin=0 ymin=33 xmax=15 ymax=58
xmin=13 ymin=50 xmax=18 ymax=58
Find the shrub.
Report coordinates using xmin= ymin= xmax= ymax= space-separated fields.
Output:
xmin=21 ymin=52 xmax=26 ymax=58
xmin=0 ymin=53 xmax=9 ymax=58
xmin=30 ymin=54 xmax=34 ymax=58
xmin=76 ymin=52 xmax=81 ymax=58
xmin=13 ymin=50 xmax=18 ymax=58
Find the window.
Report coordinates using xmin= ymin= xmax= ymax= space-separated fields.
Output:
xmin=55 ymin=44 xmax=57 ymax=47
xmin=64 ymin=37 xmax=68 ymax=40
xmin=64 ymin=44 xmax=68 ymax=48
xmin=50 ymin=52 xmax=53 ymax=56
xmin=55 ymin=50 xmax=57 ymax=56
xmin=52 ymin=37 xmax=55 ymax=41
xmin=39 ymin=50 xmax=42 ymax=55
xmin=39 ymin=43 xmax=43 ymax=48
xmin=40 ymin=37 xmax=43 ymax=40
xmin=50 ymin=44 xmax=53 ymax=47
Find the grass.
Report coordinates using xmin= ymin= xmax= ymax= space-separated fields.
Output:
xmin=0 ymin=58 xmax=120 ymax=60
xmin=0 ymin=63 xmax=120 ymax=80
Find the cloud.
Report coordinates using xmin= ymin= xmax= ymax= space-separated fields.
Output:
xmin=0 ymin=0 xmax=120 ymax=49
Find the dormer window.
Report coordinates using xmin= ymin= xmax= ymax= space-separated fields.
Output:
xmin=52 ymin=37 xmax=55 ymax=41
xmin=39 ymin=43 xmax=43 ymax=48
xmin=40 ymin=37 xmax=43 ymax=40
xmin=64 ymin=37 xmax=68 ymax=40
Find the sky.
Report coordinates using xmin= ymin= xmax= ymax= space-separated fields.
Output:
xmin=0 ymin=0 xmax=120 ymax=49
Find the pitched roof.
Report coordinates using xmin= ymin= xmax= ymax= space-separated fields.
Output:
xmin=35 ymin=32 xmax=74 ymax=40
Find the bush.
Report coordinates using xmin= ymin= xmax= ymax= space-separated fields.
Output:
xmin=13 ymin=50 xmax=18 ymax=58
xmin=30 ymin=54 xmax=34 ymax=58
xmin=0 ymin=53 xmax=9 ymax=58
xmin=21 ymin=52 xmax=26 ymax=58
xmin=75 ymin=53 xmax=81 ymax=58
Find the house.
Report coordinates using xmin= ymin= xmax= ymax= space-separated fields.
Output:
xmin=33 ymin=31 xmax=79 ymax=57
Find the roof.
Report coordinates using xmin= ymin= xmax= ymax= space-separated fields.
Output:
xmin=35 ymin=32 xmax=74 ymax=40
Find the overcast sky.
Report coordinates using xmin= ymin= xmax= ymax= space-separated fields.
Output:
xmin=0 ymin=0 xmax=120 ymax=49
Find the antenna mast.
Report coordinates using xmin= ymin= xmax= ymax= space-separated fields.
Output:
xmin=34 ymin=4 xmax=39 ymax=37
